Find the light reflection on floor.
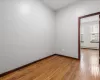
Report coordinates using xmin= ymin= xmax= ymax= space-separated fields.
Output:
xmin=80 ymin=49 xmax=100 ymax=79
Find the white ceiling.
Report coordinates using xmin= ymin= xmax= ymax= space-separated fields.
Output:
xmin=42 ymin=0 xmax=79 ymax=10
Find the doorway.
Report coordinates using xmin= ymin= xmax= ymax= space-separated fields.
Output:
xmin=78 ymin=12 xmax=100 ymax=64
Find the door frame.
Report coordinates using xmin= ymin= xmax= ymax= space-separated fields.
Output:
xmin=78 ymin=12 xmax=100 ymax=60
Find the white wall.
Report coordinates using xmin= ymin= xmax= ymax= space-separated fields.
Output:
xmin=0 ymin=0 xmax=55 ymax=74
xmin=56 ymin=0 xmax=100 ymax=58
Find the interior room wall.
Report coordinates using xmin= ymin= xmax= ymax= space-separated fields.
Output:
xmin=0 ymin=0 xmax=55 ymax=74
xmin=56 ymin=0 xmax=100 ymax=58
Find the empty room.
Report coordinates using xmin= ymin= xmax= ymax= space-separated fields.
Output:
xmin=0 ymin=0 xmax=100 ymax=80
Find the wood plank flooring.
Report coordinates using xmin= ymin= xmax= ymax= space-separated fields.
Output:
xmin=0 ymin=50 xmax=100 ymax=80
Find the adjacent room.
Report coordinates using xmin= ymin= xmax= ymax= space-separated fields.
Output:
xmin=80 ymin=15 xmax=99 ymax=66
xmin=0 ymin=0 xmax=100 ymax=80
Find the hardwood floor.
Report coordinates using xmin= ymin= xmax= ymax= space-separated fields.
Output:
xmin=80 ymin=49 xmax=100 ymax=80
xmin=0 ymin=51 xmax=100 ymax=80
